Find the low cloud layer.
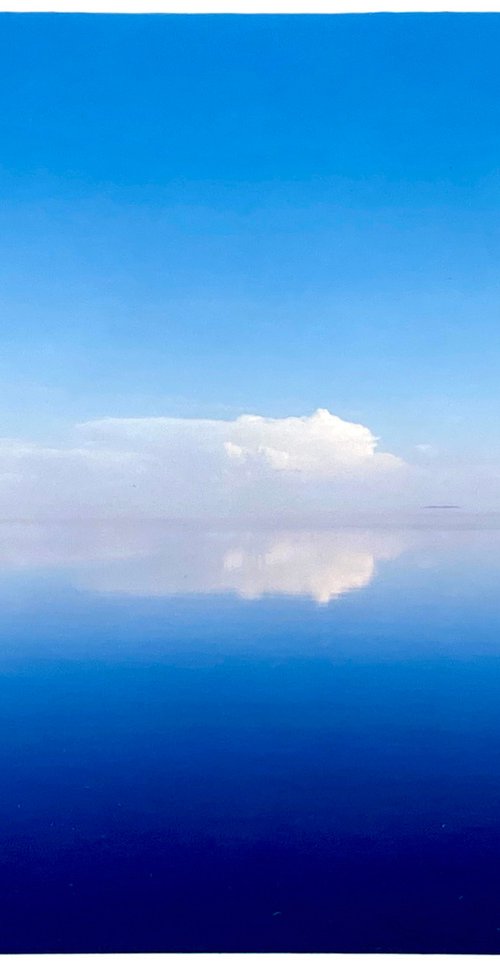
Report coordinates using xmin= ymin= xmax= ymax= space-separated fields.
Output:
xmin=0 ymin=408 xmax=407 ymax=520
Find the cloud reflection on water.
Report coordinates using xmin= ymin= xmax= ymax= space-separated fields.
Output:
xmin=0 ymin=521 xmax=404 ymax=604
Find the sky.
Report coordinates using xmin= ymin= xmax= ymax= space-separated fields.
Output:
xmin=1 ymin=13 xmax=500 ymax=517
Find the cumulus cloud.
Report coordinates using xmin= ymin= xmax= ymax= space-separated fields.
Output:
xmin=0 ymin=408 xmax=406 ymax=521
xmin=81 ymin=407 xmax=402 ymax=475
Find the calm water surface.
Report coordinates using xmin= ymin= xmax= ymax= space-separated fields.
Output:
xmin=1 ymin=522 xmax=500 ymax=953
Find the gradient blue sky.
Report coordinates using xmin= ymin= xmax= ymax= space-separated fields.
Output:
xmin=1 ymin=13 xmax=500 ymax=465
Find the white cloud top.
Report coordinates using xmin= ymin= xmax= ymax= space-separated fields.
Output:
xmin=82 ymin=407 xmax=402 ymax=475
xmin=0 ymin=408 xmax=406 ymax=520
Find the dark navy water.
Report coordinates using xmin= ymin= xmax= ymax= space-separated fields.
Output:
xmin=1 ymin=522 xmax=500 ymax=953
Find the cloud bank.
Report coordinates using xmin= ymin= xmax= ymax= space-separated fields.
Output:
xmin=0 ymin=408 xmax=406 ymax=520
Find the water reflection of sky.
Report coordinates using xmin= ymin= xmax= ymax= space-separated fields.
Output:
xmin=1 ymin=520 xmax=500 ymax=660
xmin=0 ymin=521 xmax=408 ymax=602
xmin=2 ymin=523 xmax=500 ymax=952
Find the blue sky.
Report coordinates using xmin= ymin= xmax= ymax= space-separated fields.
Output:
xmin=1 ymin=13 xmax=500 ymax=470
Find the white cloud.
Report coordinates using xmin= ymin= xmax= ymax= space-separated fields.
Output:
xmin=0 ymin=408 xmax=406 ymax=520
xmin=81 ymin=407 xmax=402 ymax=475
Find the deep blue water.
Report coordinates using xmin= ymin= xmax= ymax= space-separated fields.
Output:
xmin=1 ymin=522 xmax=500 ymax=953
